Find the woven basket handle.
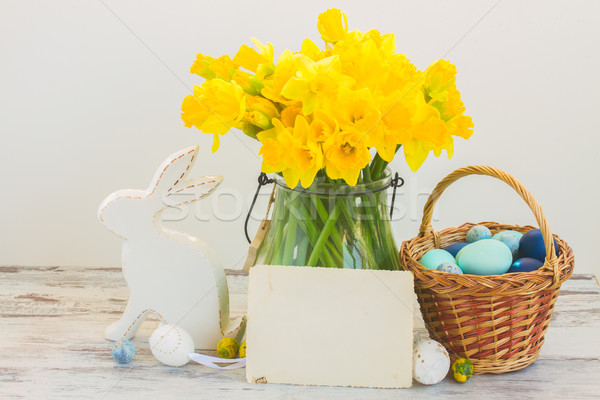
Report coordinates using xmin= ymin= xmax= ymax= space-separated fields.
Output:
xmin=418 ymin=165 xmax=559 ymax=279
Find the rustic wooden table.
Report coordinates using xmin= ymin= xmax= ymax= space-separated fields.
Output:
xmin=1 ymin=266 xmax=599 ymax=399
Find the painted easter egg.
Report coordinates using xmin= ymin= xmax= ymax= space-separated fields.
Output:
xmin=456 ymin=239 xmax=512 ymax=275
xmin=112 ymin=339 xmax=135 ymax=364
xmin=217 ymin=337 xmax=239 ymax=359
xmin=452 ymin=357 xmax=473 ymax=383
xmin=466 ymin=225 xmax=492 ymax=243
xmin=436 ymin=262 xmax=463 ymax=274
xmin=149 ymin=324 xmax=195 ymax=367
xmin=508 ymin=257 xmax=544 ymax=273
xmin=492 ymin=230 xmax=523 ymax=241
xmin=413 ymin=338 xmax=450 ymax=385
xmin=443 ymin=242 xmax=469 ymax=258
xmin=239 ymin=340 xmax=247 ymax=358
xmin=519 ymin=229 xmax=559 ymax=262
xmin=493 ymin=233 xmax=520 ymax=259
xmin=419 ymin=249 xmax=456 ymax=270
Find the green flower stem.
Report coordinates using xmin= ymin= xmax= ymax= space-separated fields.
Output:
xmin=294 ymin=201 xmax=341 ymax=266
xmin=362 ymin=165 xmax=372 ymax=182
xmin=369 ymin=154 xmax=385 ymax=178
xmin=266 ymin=203 xmax=287 ymax=265
xmin=306 ymin=200 xmax=341 ymax=267
xmin=281 ymin=217 xmax=297 ymax=265
xmin=277 ymin=192 xmax=342 ymax=267
xmin=295 ymin=236 xmax=309 ymax=266
xmin=311 ymin=196 xmax=344 ymax=244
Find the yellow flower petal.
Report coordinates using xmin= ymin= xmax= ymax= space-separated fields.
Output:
xmin=211 ymin=133 xmax=220 ymax=153
xmin=283 ymin=167 xmax=300 ymax=189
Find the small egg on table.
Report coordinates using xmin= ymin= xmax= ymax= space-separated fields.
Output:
xmin=149 ymin=324 xmax=195 ymax=367
xmin=413 ymin=338 xmax=450 ymax=385
xmin=112 ymin=339 xmax=135 ymax=364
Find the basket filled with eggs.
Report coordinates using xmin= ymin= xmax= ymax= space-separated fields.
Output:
xmin=400 ymin=165 xmax=575 ymax=374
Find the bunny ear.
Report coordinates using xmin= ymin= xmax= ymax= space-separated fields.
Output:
xmin=163 ymin=176 xmax=223 ymax=207
xmin=150 ymin=145 xmax=200 ymax=197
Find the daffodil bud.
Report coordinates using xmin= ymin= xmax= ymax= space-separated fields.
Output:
xmin=245 ymin=110 xmax=273 ymax=130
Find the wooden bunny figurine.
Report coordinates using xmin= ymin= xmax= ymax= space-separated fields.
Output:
xmin=98 ymin=145 xmax=245 ymax=349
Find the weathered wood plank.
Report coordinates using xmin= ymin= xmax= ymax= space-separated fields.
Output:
xmin=1 ymin=266 xmax=598 ymax=399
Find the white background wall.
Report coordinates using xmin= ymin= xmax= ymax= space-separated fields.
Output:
xmin=1 ymin=0 xmax=598 ymax=273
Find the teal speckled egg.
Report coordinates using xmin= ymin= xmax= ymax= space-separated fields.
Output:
xmin=466 ymin=225 xmax=492 ymax=243
xmin=492 ymin=230 xmax=523 ymax=241
xmin=419 ymin=249 xmax=456 ymax=270
xmin=493 ymin=233 xmax=520 ymax=259
xmin=436 ymin=262 xmax=463 ymax=274
xmin=456 ymin=239 xmax=512 ymax=275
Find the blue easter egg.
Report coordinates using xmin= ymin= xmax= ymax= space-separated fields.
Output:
xmin=508 ymin=257 xmax=544 ymax=273
xmin=112 ymin=339 xmax=135 ymax=364
xmin=436 ymin=262 xmax=463 ymax=274
xmin=493 ymin=233 xmax=520 ymax=259
xmin=419 ymin=249 xmax=456 ymax=270
xmin=492 ymin=230 xmax=523 ymax=241
xmin=466 ymin=225 xmax=492 ymax=243
xmin=456 ymin=239 xmax=513 ymax=275
xmin=519 ymin=229 xmax=559 ymax=262
xmin=443 ymin=242 xmax=469 ymax=258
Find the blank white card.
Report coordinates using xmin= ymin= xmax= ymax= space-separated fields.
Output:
xmin=246 ymin=265 xmax=414 ymax=388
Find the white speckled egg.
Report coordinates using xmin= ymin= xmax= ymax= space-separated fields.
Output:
xmin=149 ymin=324 xmax=195 ymax=367
xmin=413 ymin=338 xmax=450 ymax=385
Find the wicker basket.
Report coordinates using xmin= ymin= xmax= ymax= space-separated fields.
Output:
xmin=400 ymin=165 xmax=575 ymax=374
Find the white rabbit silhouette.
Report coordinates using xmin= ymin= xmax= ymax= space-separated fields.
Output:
xmin=98 ymin=145 xmax=245 ymax=349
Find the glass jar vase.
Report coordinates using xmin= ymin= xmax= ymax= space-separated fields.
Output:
xmin=254 ymin=170 xmax=401 ymax=270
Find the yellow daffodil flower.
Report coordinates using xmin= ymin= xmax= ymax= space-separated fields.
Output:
xmin=190 ymin=54 xmax=236 ymax=81
xmin=323 ymin=129 xmax=371 ymax=186
xmin=282 ymin=54 xmax=354 ymax=115
xmin=375 ymin=90 xmax=415 ymax=162
xmin=331 ymin=32 xmax=388 ymax=90
xmin=329 ymin=87 xmax=382 ymax=148
xmin=280 ymin=105 xmax=304 ymax=128
xmin=310 ymin=110 xmax=338 ymax=143
xmin=292 ymin=116 xmax=324 ymax=188
xmin=233 ymin=38 xmax=274 ymax=73
xmin=257 ymin=119 xmax=301 ymax=188
xmin=318 ymin=8 xmax=348 ymax=44
xmin=181 ymin=79 xmax=246 ymax=152
xmin=190 ymin=53 xmax=215 ymax=79
xmin=402 ymin=94 xmax=448 ymax=171
xmin=261 ymin=49 xmax=298 ymax=105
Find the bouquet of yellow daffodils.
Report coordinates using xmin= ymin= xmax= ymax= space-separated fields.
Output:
xmin=181 ymin=8 xmax=473 ymax=189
